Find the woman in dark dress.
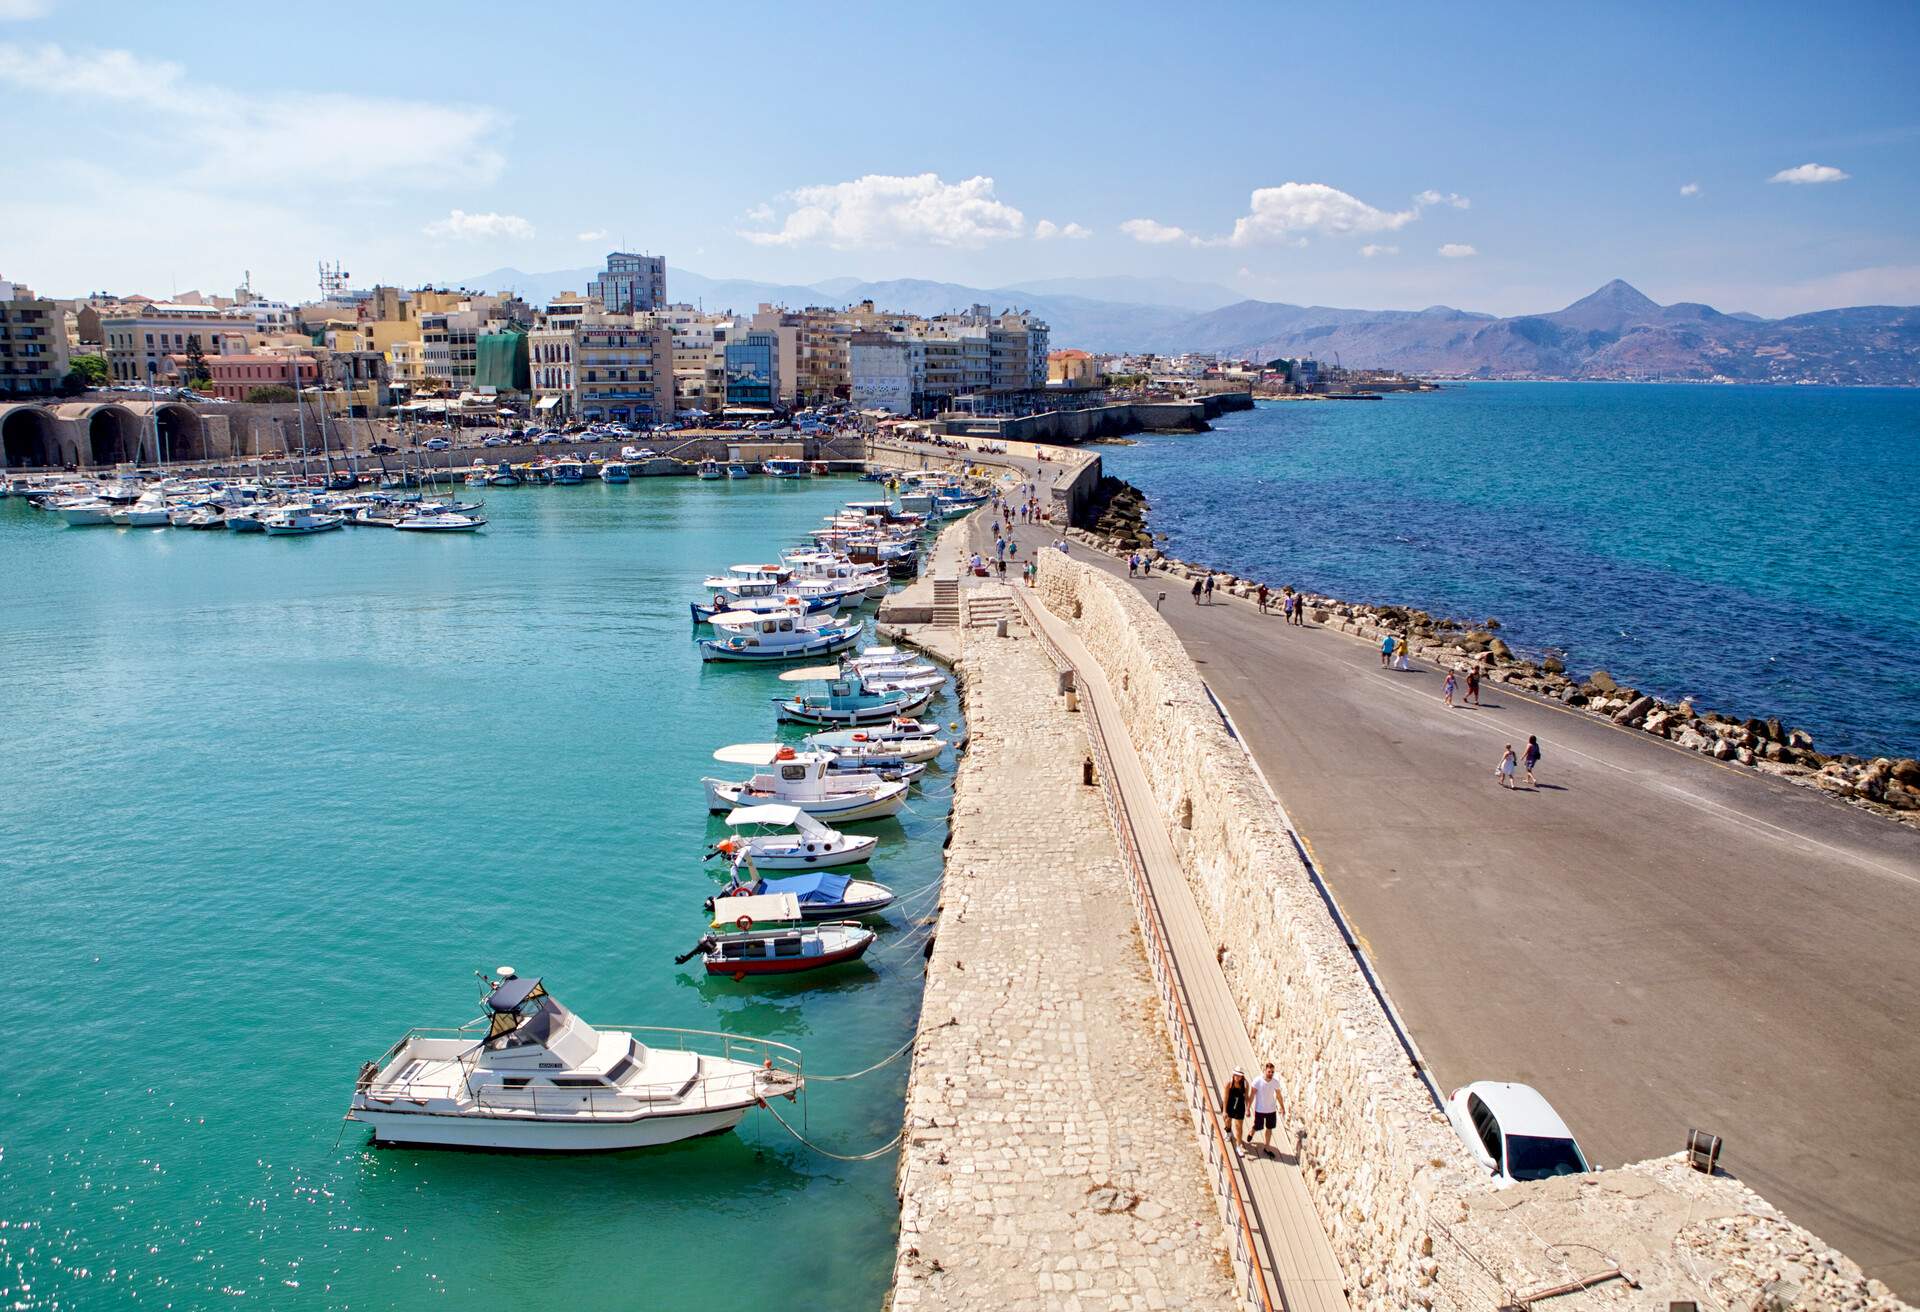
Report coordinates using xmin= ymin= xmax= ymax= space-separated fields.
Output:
xmin=1222 ymin=1068 xmax=1250 ymax=1148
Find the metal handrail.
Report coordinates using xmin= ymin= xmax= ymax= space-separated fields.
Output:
xmin=1012 ymin=586 xmax=1282 ymax=1312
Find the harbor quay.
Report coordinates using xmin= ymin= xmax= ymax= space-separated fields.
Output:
xmin=871 ymin=439 xmax=1912 ymax=1310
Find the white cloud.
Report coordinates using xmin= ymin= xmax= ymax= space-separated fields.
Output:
xmin=423 ymin=209 xmax=534 ymax=240
xmin=1438 ymin=243 xmax=1478 ymax=258
xmin=1680 ymin=182 xmax=1702 ymax=197
xmin=738 ymin=173 xmax=1025 ymax=248
xmin=1768 ymin=163 xmax=1850 ymax=185
xmin=1360 ymin=243 xmax=1399 ymax=258
xmin=1034 ymin=219 xmax=1091 ymax=240
xmin=1414 ymin=189 xmax=1471 ymax=210
xmin=1216 ymin=182 xmax=1471 ymax=247
xmin=576 ymin=229 xmax=607 ymax=242
xmin=0 ymin=0 xmax=53 ymax=19
xmin=0 ymin=41 xmax=505 ymax=187
xmin=1119 ymin=218 xmax=1188 ymax=245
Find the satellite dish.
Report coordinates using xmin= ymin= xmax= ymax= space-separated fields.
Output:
xmin=496 ymin=965 xmax=516 ymax=980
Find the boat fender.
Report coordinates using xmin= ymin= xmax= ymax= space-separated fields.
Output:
xmin=735 ymin=914 xmax=754 ymax=932
xmin=703 ymin=897 xmax=716 ymax=914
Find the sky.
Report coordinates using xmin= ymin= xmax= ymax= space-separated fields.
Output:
xmin=2 ymin=0 xmax=1918 ymax=317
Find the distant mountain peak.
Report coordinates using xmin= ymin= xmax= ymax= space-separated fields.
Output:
xmin=1565 ymin=278 xmax=1659 ymax=313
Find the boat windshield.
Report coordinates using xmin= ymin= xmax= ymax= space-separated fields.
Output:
xmin=488 ymin=994 xmax=577 ymax=1051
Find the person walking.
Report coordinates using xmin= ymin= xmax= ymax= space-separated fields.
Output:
xmin=1496 ymin=743 xmax=1518 ymax=788
xmin=1128 ymin=552 xmax=1139 ymax=578
xmin=1293 ymin=591 xmax=1307 ymax=627
xmin=1222 ymin=1069 xmax=1250 ymax=1152
xmin=1381 ymin=633 xmax=1396 ymax=667
xmin=1191 ymin=576 xmax=1204 ymax=605
xmin=1523 ymin=735 xmax=1542 ymax=787
xmin=1248 ymin=1062 xmax=1284 ymax=1155
xmin=1202 ymin=573 xmax=1216 ymax=604
xmin=1443 ymin=671 xmax=1457 ymax=706
xmin=1396 ymin=635 xmax=1413 ymax=672
xmin=1466 ymin=665 xmax=1481 ymax=706
xmin=1256 ymin=583 xmax=1269 ymax=613
xmin=1024 ymin=560 xmax=1036 ymax=588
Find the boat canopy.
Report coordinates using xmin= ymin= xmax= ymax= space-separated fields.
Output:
xmin=726 ymin=802 xmax=805 ymax=828
xmin=761 ymin=872 xmax=854 ymax=904
xmin=779 ymin=664 xmax=844 ymax=683
xmin=487 ymin=975 xmax=545 ymax=1013
xmin=713 ymin=742 xmax=789 ymax=766
xmin=713 ymin=892 xmax=803 ymax=927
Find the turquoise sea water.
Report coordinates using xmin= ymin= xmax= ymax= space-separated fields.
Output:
xmin=0 ymin=478 xmax=954 ymax=1309
xmin=1101 ymin=384 xmax=1920 ymax=758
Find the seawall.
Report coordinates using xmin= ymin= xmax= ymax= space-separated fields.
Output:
xmin=938 ymin=392 xmax=1252 ymax=445
xmin=1031 ymin=548 xmax=1909 ymax=1311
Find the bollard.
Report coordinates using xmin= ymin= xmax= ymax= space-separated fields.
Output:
xmin=1082 ymin=756 xmax=1095 ymax=786
xmin=1064 ymin=688 xmax=1079 ymax=713
xmin=995 ymin=616 xmax=1008 ymax=639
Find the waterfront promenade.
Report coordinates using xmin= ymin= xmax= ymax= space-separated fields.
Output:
xmin=891 ymin=587 xmax=1241 ymax=1311
xmin=891 ymin=435 xmax=1920 ymax=1298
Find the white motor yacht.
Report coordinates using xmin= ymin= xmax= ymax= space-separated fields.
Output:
xmin=703 ymin=743 xmax=908 ymax=821
xmin=56 ymin=498 xmax=117 ymax=526
xmin=707 ymin=801 xmax=879 ymax=869
xmin=394 ymin=511 xmax=486 ymax=532
xmin=349 ymin=970 xmax=802 ymax=1151
xmin=262 ymin=505 xmax=345 ymax=535
xmin=111 ymin=491 xmax=171 ymax=527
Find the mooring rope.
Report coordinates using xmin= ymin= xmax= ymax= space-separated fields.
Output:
xmin=806 ymin=1031 xmax=919 ymax=1082
xmin=757 ymin=1096 xmax=905 ymax=1161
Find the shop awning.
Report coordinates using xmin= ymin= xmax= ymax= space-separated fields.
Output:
xmin=536 ymin=396 xmax=561 ymax=410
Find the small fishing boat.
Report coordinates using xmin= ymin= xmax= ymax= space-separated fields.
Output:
xmin=708 ymin=871 xmax=895 ymax=921
xmin=262 ymin=506 xmax=345 ymax=535
xmin=762 ymin=458 xmax=809 ymax=478
xmin=726 ymin=462 xmax=753 ymax=479
xmin=602 ymin=460 xmax=630 ymax=484
xmin=488 ymin=462 xmax=521 ymax=487
xmin=808 ymin=727 xmax=947 ymax=765
xmin=703 ymin=743 xmax=908 ymax=821
xmin=224 ymin=507 xmax=269 ymax=533
xmin=697 ymin=460 xmax=723 ymax=480
xmin=395 ymin=511 xmax=486 ymax=532
xmin=699 ymin=611 xmax=861 ymax=663
xmin=348 ymin=969 xmax=802 ymax=1151
xmin=705 ymin=802 xmax=878 ymax=869
xmin=775 ymin=665 xmax=937 ymax=727
xmin=676 ymin=894 xmax=875 ymax=978
xmin=554 ymin=459 xmax=586 ymax=485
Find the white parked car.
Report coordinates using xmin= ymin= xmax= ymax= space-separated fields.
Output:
xmin=1445 ymin=1082 xmax=1591 ymax=1186
xmin=423 ymin=437 xmax=451 ymax=451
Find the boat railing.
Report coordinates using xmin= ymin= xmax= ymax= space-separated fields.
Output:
xmin=1012 ymin=586 xmax=1282 ymax=1312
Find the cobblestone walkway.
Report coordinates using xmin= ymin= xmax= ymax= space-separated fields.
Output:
xmin=890 ymin=599 xmax=1238 ymax=1311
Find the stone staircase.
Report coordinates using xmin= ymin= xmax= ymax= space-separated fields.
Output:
xmin=931 ymin=576 xmax=961 ymax=629
xmin=965 ymin=592 xmax=1014 ymax=630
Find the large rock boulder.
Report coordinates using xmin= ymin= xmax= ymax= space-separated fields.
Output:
xmin=1541 ymin=655 xmax=1565 ymax=675
xmin=1614 ymin=694 xmax=1656 ymax=725
xmin=1588 ymin=669 xmax=1618 ymax=692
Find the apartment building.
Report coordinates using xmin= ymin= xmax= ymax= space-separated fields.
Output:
xmin=723 ymin=330 xmax=780 ymax=408
xmin=849 ymin=332 xmax=920 ymax=414
xmin=101 ymin=302 xmax=253 ymax=382
xmin=0 ymin=278 xmax=73 ymax=396
xmin=203 ymin=353 xmax=320 ymax=402
xmin=587 ymin=252 xmax=666 ymax=313
xmin=529 ymin=300 xmax=671 ymax=424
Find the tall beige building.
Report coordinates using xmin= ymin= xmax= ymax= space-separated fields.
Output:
xmin=0 ymin=277 xmax=72 ymax=396
xmin=529 ymin=299 xmax=672 ymax=425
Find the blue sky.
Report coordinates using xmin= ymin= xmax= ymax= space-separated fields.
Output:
xmin=2 ymin=0 xmax=1917 ymax=316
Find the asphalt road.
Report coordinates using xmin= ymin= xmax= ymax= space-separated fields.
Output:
xmin=963 ymin=457 xmax=1920 ymax=1298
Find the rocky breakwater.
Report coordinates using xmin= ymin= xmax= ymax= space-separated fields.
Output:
xmin=1060 ymin=494 xmax=1920 ymax=830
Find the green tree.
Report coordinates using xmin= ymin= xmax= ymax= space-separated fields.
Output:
xmin=246 ymin=385 xmax=297 ymax=403
xmin=69 ymin=353 xmax=110 ymax=387
xmin=184 ymin=334 xmax=211 ymax=387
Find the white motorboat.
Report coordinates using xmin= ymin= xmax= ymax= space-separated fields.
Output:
xmin=703 ymin=743 xmax=908 ymax=821
xmin=774 ymin=665 xmax=937 ymax=726
xmin=807 ymin=727 xmax=947 ymax=765
xmin=395 ymin=511 xmax=486 ymax=532
xmin=706 ymin=802 xmax=878 ymax=869
xmin=111 ymin=491 xmax=170 ymax=527
xmin=697 ymin=460 xmax=723 ymax=480
xmin=349 ymin=970 xmax=802 ymax=1152
xmin=56 ymin=498 xmax=117 ymax=526
xmin=262 ymin=506 xmax=345 ymax=535
xmin=602 ymin=460 xmax=630 ymax=483
xmin=554 ymin=459 xmax=586 ymax=485
xmin=699 ymin=610 xmax=862 ymax=663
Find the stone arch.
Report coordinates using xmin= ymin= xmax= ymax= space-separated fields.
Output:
xmin=49 ymin=402 xmax=148 ymax=467
xmin=153 ymin=404 xmax=207 ymax=462
xmin=0 ymin=404 xmax=60 ymax=469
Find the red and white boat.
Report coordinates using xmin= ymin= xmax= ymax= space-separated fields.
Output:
xmin=677 ymin=893 xmax=876 ymax=979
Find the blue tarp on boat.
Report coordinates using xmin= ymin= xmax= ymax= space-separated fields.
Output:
xmin=761 ymin=873 xmax=853 ymax=904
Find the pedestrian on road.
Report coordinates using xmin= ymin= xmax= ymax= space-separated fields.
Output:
xmin=1191 ymin=576 xmax=1204 ymax=604
xmin=1128 ymin=552 xmax=1139 ymax=578
xmin=1443 ymin=671 xmax=1457 ymax=706
xmin=1024 ymin=560 xmax=1036 ymax=588
xmin=1466 ymin=665 xmax=1481 ymax=705
xmin=1293 ymin=591 xmax=1307 ymax=627
xmin=1203 ymin=573 xmax=1216 ymax=604
xmin=1523 ymin=735 xmax=1541 ymax=787
xmin=1381 ymin=633 xmax=1396 ymax=667
xmin=1249 ymin=1062 xmax=1283 ymax=1155
xmin=1223 ymin=1069 xmax=1250 ymax=1150
xmin=1496 ymin=743 xmax=1518 ymax=788
xmin=1396 ymin=635 xmax=1412 ymax=672
xmin=1256 ymin=583 xmax=1269 ymax=613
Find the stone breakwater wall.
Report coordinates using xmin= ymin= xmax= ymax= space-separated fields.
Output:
xmin=1071 ymin=489 xmax=1920 ymax=829
xmin=1032 ymin=549 xmax=1910 ymax=1311
xmin=937 ymin=392 xmax=1253 ymax=445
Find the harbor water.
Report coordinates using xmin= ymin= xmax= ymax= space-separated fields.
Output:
xmin=1102 ymin=384 xmax=1920 ymax=758
xmin=0 ymin=476 xmax=955 ymax=1308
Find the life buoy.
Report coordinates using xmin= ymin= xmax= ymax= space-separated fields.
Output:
xmin=852 ymin=732 xmax=868 ymax=742
xmin=774 ymin=746 xmax=797 ymax=761
xmin=735 ymin=914 xmax=754 ymax=931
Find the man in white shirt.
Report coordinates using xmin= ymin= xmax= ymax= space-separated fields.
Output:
xmin=1248 ymin=1062 xmax=1283 ymax=1156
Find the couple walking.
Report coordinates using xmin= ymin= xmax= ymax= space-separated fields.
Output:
xmin=1441 ymin=666 xmax=1482 ymax=707
xmin=1495 ymin=735 xmax=1543 ymax=788
xmin=1221 ymin=1063 xmax=1284 ymax=1157
xmin=1190 ymin=573 xmax=1216 ymax=604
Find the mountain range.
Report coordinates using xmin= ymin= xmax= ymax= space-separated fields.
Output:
xmin=458 ymin=265 xmax=1920 ymax=385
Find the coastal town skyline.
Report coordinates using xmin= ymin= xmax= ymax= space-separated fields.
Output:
xmin=3 ymin=1 xmax=1917 ymax=317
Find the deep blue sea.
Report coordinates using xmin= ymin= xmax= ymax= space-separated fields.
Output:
xmin=0 ymin=477 xmax=954 ymax=1309
xmin=1101 ymin=384 xmax=1920 ymax=758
